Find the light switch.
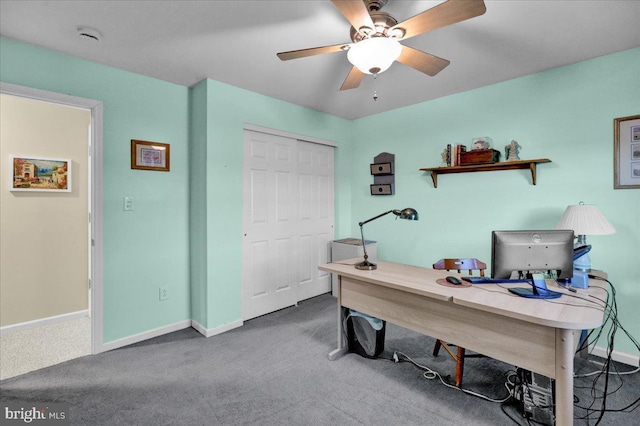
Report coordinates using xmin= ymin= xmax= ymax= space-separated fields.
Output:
xmin=123 ymin=196 xmax=134 ymax=211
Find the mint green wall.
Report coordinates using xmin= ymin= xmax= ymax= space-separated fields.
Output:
xmin=196 ymin=79 xmax=352 ymax=328
xmin=2 ymin=35 xmax=637 ymax=356
xmin=189 ymin=80 xmax=209 ymax=327
xmin=351 ymin=48 xmax=640 ymax=354
xmin=1 ymin=37 xmax=191 ymax=343
xmin=0 ymin=37 xmax=352 ymax=341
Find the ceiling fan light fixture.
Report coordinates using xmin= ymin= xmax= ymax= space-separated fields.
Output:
xmin=347 ymin=37 xmax=401 ymax=75
xmin=358 ymin=26 xmax=374 ymax=37
xmin=389 ymin=27 xmax=405 ymax=39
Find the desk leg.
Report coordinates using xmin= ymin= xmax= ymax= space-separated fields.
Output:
xmin=328 ymin=277 xmax=347 ymax=360
xmin=555 ymin=328 xmax=574 ymax=426
xmin=328 ymin=304 xmax=347 ymax=360
xmin=576 ymin=329 xmax=589 ymax=360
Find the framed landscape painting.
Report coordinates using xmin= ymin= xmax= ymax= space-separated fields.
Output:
xmin=9 ymin=156 xmax=72 ymax=192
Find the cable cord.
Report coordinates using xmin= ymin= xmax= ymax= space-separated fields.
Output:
xmin=572 ymin=276 xmax=640 ymax=424
xmin=464 ymin=276 xmax=640 ymax=424
xmin=387 ymin=276 xmax=639 ymax=424
xmin=392 ymin=351 xmax=513 ymax=403
xmin=575 ymin=363 xmax=640 ymax=378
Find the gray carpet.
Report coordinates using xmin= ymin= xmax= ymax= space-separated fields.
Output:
xmin=1 ymin=294 xmax=638 ymax=425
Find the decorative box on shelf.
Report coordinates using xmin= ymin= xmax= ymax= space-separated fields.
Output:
xmin=459 ymin=148 xmax=501 ymax=166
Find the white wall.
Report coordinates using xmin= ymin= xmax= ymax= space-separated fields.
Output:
xmin=0 ymin=94 xmax=90 ymax=326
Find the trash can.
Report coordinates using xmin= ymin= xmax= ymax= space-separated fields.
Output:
xmin=344 ymin=309 xmax=386 ymax=359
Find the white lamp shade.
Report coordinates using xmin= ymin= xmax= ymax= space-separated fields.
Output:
xmin=347 ymin=37 xmax=402 ymax=75
xmin=556 ymin=203 xmax=616 ymax=235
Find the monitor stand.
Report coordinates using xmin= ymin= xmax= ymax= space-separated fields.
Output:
xmin=508 ymin=273 xmax=563 ymax=299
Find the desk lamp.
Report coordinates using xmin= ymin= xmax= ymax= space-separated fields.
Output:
xmin=355 ymin=208 xmax=418 ymax=270
xmin=556 ymin=202 xmax=616 ymax=272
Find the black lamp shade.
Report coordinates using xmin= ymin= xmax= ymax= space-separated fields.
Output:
xmin=398 ymin=208 xmax=418 ymax=221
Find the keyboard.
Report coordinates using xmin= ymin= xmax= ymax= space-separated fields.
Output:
xmin=461 ymin=277 xmax=532 ymax=284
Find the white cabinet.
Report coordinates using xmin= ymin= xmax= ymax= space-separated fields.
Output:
xmin=330 ymin=238 xmax=377 ymax=296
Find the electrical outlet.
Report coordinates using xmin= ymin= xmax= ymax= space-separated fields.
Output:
xmin=159 ymin=287 xmax=168 ymax=301
xmin=124 ymin=196 xmax=134 ymax=211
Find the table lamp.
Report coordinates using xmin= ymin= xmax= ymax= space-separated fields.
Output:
xmin=355 ymin=208 xmax=419 ymax=270
xmin=556 ymin=202 xmax=616 ymax=271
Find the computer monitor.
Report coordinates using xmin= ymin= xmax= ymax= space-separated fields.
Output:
xmin=491 ymin=230 xmax=574 ymax=299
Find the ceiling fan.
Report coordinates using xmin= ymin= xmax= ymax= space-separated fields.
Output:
xmin=277 ymin=0 xmax=486 ymax=90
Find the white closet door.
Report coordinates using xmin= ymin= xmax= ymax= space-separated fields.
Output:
xmin=242 ymin=130 xmax=298 ymax=320
xmin=296 ymin=141 xmax=334 ymax=301
xmin=242 ymin=131 xmax=335 ymax=320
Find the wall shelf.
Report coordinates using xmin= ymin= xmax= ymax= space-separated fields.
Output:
xmin=419 ymin=158 xmax=551 ymax=188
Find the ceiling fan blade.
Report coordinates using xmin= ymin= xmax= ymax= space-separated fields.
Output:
xmin=331 ymin=0 xmax=375 ymax=34
xmin=277 ymin=43 xmax=348 ymax=61
xmin=392 ymin=0 xmax=486 ymax=40
xmin=396 ymin=45 xmax=450 ymax=76
xmin=340 ymin=66 xmax=365 ymax=90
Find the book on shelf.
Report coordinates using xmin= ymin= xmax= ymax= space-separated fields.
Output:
xmin=450 ymin=144 xmax=467 ymax=167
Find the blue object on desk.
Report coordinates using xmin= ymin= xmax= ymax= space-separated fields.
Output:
xmin=462 ymin=277 xmax=532 ymax=284
xmin=572 ymin=270 xmax=589 ymax=289
xmin=508 ymin=274 xmax=563 ymax=299
xmin=573 ymin=245 xmax=592 ymax=261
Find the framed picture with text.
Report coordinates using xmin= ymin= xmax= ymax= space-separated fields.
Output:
xmin=131 ymin=140 xmax=170 ymax=172
xmin=614 ymin=115 xmax=640 ymax=189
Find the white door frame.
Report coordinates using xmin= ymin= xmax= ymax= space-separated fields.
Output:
xmin=1 ymin=82 xmax=105 ymax=354
xmin=243 ymin=124 xmax=338 ymax=148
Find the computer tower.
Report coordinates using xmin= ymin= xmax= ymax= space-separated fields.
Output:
xmin=516 ymin=368 xmax=555 ymax=425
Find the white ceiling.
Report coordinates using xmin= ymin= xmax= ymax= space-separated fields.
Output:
xmin=1 ymin=1 xmax=639 ymax=120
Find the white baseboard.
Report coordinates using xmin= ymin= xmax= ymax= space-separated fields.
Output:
xmin=0 ymin=310 xmax=89 ymax=334
xmin=100 ymin=320 xmax=192 ymax=352
xmin=191 ymin=319 xmax=243 ymax=338
xmin=589 ymin=344 xmax=639 ymax=367
xmin=97 ymin=318 xmax=243 ymax=353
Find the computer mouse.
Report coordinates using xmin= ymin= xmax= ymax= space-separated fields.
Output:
xmin=446 ymin=276 xmax=462 ymax=285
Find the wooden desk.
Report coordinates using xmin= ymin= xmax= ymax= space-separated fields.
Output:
xmin=319 ymin=259 xmax=607 ymax=426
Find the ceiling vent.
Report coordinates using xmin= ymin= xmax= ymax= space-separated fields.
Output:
xmin=76 ymin=26 xmax=101 ymax=42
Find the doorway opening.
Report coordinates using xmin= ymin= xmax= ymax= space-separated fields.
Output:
xmin=0 ymin=83 xmax=104 ymax=378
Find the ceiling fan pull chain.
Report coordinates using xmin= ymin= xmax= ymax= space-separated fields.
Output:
xmin=373 ymin=73 xmax=378 ymax=101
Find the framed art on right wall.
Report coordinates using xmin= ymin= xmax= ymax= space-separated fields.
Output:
xmin=614 ymin=114 xmax=640 ymax=189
